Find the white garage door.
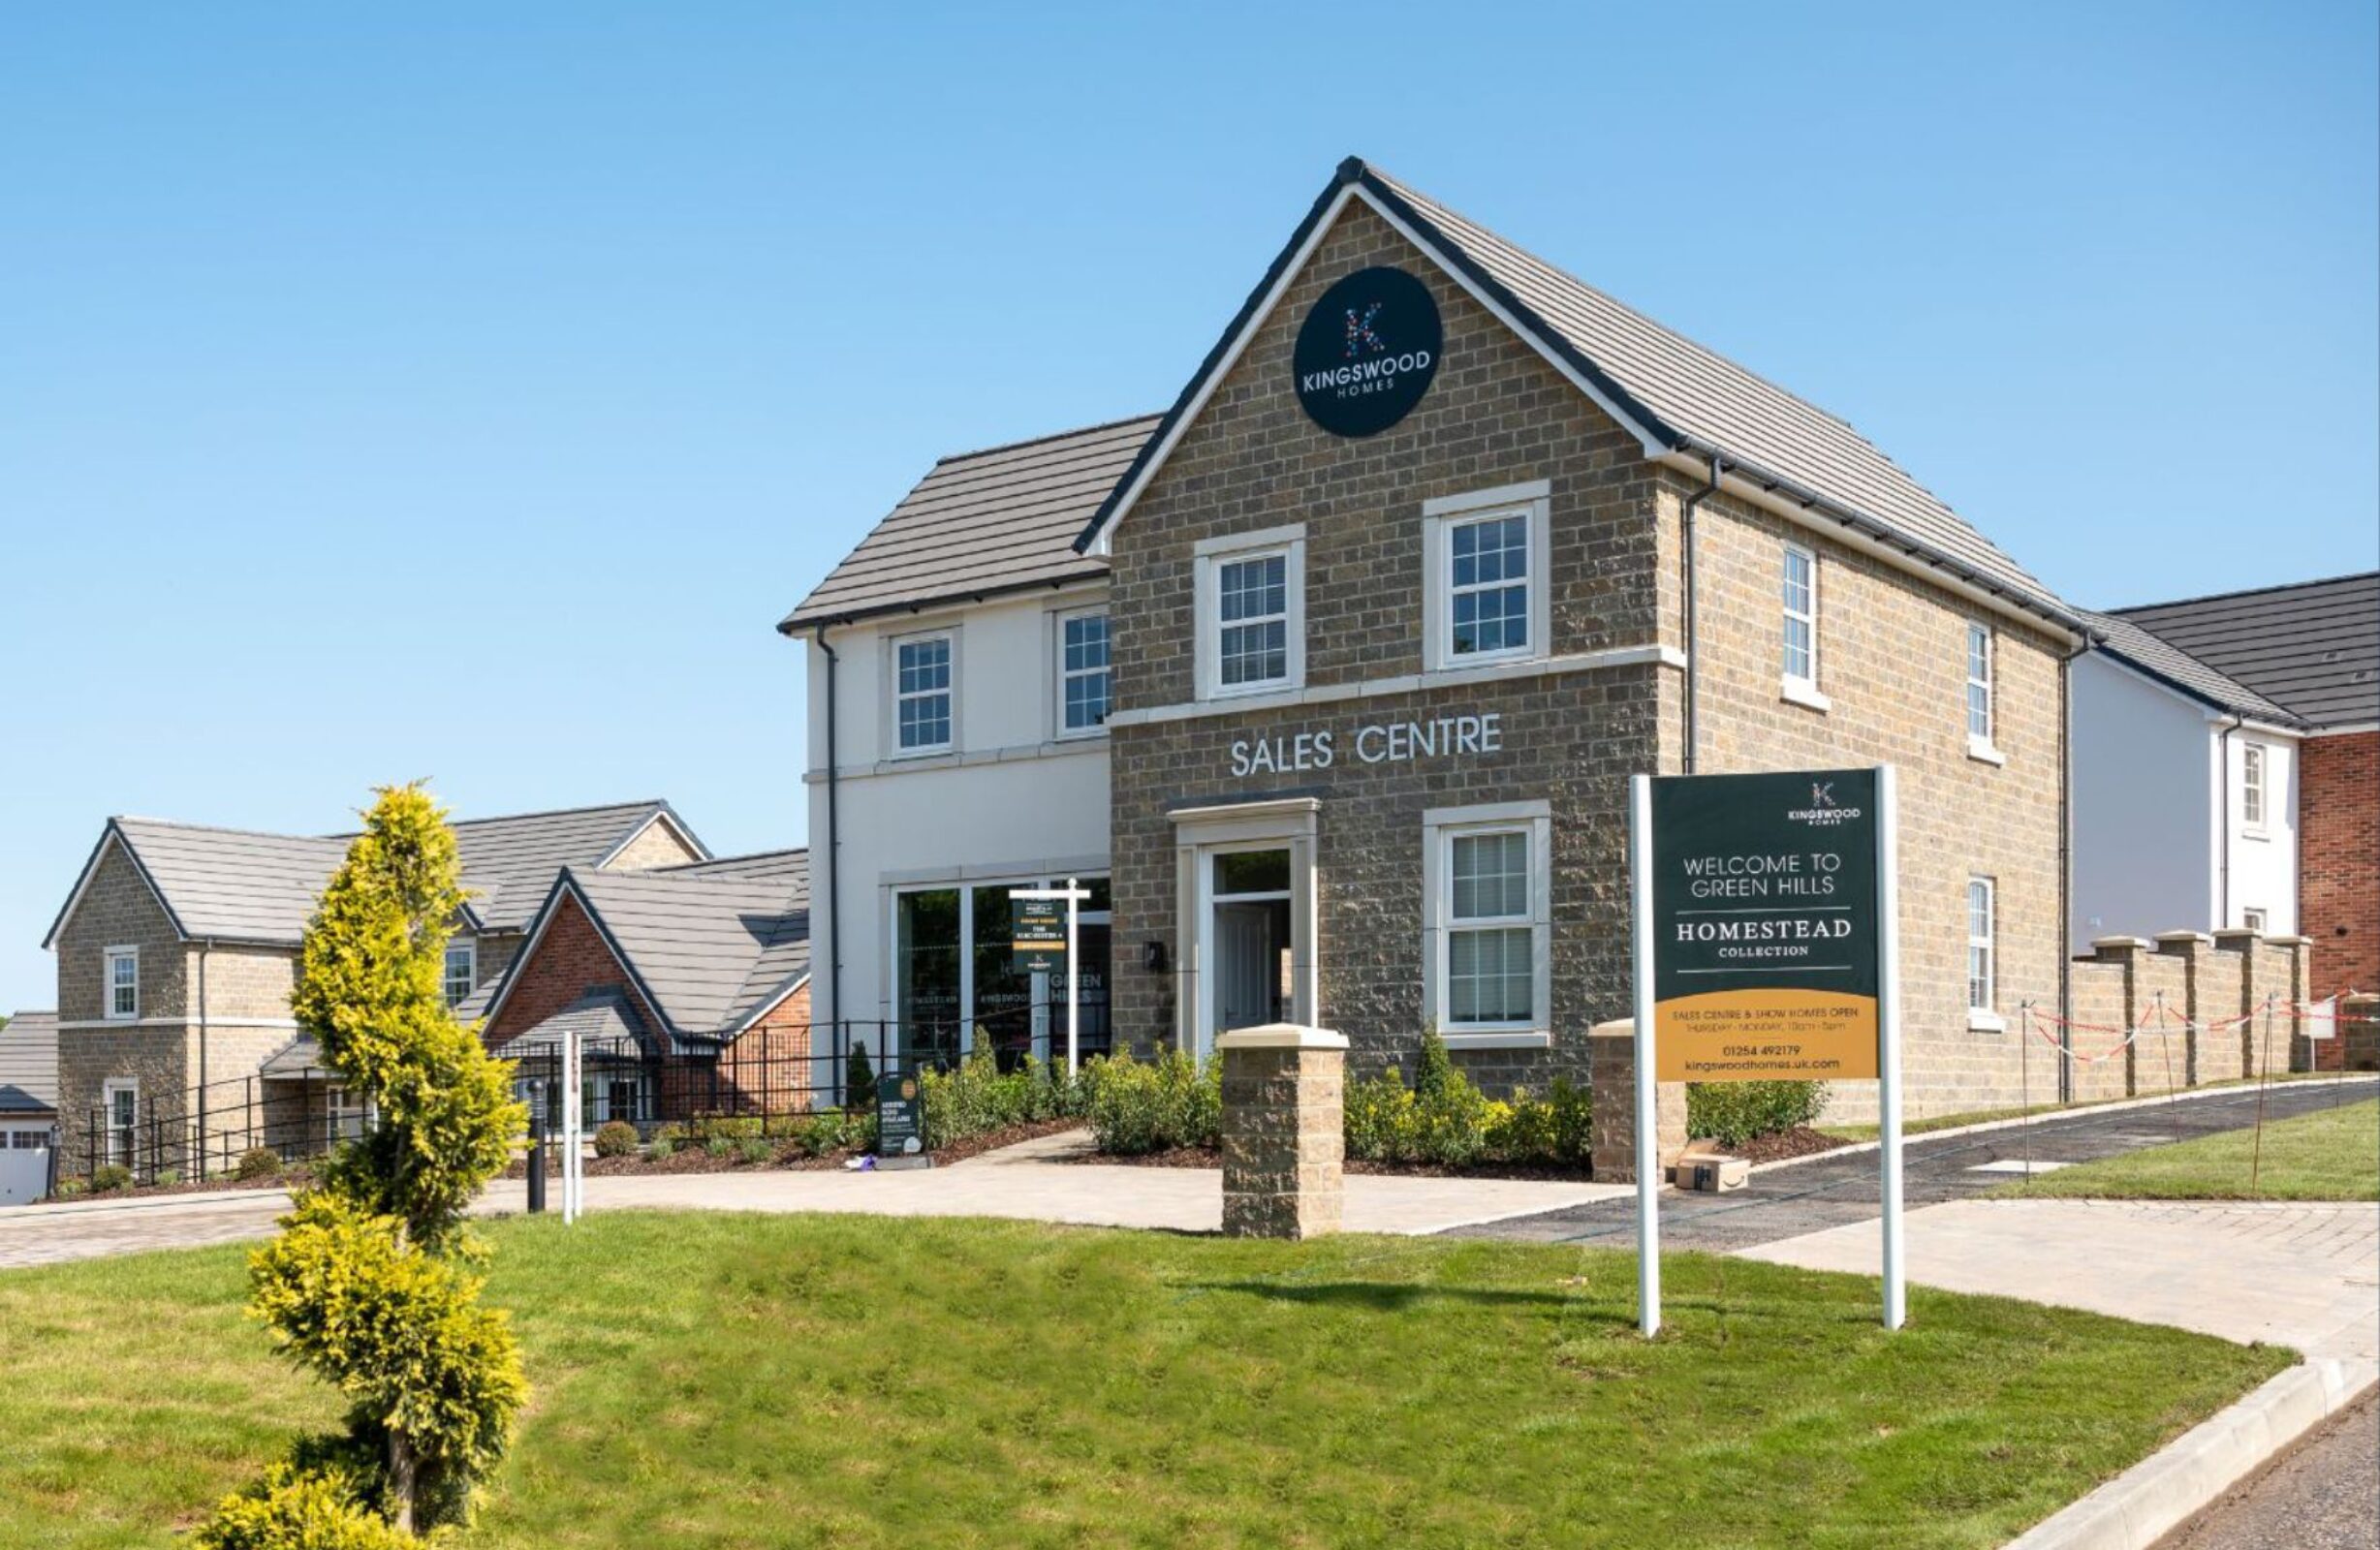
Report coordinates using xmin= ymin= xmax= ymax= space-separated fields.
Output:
xmin=0 ymin=1130 xmax=51 ymax=1206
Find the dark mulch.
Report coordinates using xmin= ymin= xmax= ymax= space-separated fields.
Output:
xmin=57 ymin=1167 xmax=318 ymax=1204
xmin=927 ymin=1118 xmax=1086 ymax=1165
xmin=1731 ymin=1126 xmax=1853 ymax=1164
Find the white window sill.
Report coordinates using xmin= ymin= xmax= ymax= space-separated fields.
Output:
xmin=888 ymin=745 xmax=955 ymax=763
xmin=1437 ymin=1030 xmax=1552 ymax=1051
xmin=1967 ymin=1009 xmax=2007 ymax=1034
xmin=1053 ymin=726 xmax=1110 ymax=744
xmin=1966 ymin=738 xmax=2007 ymax=767
xmin=1780 ymin=676 xmax=1832 ymax=713
xmin=1199 ymin=678 xmax=1301 ymax=703
xmin=2241 ymin=827 xmax=2270 ymax=843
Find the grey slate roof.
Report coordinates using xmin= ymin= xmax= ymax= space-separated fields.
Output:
xmin=2082 ymin=610 xmax=2302 ymax=727
xmin=1075 ymin=158 xmax=2075 ymax=628
xmin=656 ymin=849 xmax=810 ymax=887
xmin=2109 ymin=574 xmax=2379 ymax=730
xmin=446 ymin=800 xmax=706 ymax=931
xmin=259 ymin=1036 xmax=331 ymax=1079
xmin=534 ymin=855 xmax=810 ymax=1044
xmin=0 ymin=1010 xmax=58 ymax=1113
xmin=491 ymin=988 xmax=650 ymax=1061
xmin=781 ymin=416 xmax=1158 ymax=631
xmin=46 ymin=800 xmax=703 ymax=949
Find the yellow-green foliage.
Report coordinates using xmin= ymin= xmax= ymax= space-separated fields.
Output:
xmin=197 ymin=1464 xmax=411 ymax=1550
xmin=249 ymin=1194 xmax=526 ymax=1490
xmin=211 ymin=785 xmax=530 ymax=1542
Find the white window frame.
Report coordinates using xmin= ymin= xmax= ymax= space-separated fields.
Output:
xmin=103 ymin=1076 xmax=138 ymax=1165
xmin=1421 ymin=800 xmax=1552 ymax=1049
xmin=1965 ymin=622 xmax=2004 ymax=763
xmin=442 ymin=939 xmax=478 ymax=1009
xmin=1054 ymin=604 xmax=1112 ymax=739
xmin=1966 ymin=877 xmax=2000 ymax=1031
xmin=104 ymin=946 xmax=139 ymax=1021
xmin=325 ymin=1082 xmax=375 ymax=1145
xmin=1193 ymin=525 xmax=1305 ymax=701
xmin=2239 ymin=741 xmax=2268 ymax=834
xmin=890 ymin=628 xmax=958 ymax=757
xmin=1780 ymin=542 xmax=1829 ymax=711
xmin=1421 ymin=481 xmax=1551 ymax=673
xmin=2242 ymin=907 xmax=2268 ymax=934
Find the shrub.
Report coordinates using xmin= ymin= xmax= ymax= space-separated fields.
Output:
xmin=592 ymin=1121 xmax=639 ymax=1159
xmin=705 ymin=1136 xmax=738 ymax=1160
xmin=1413 ymin=1026 xmax=1456 ymax=1101
xmin=196 ymin=1463 xmax=409 ymax=1550
xmin=646 ymin=1124 xmax=684 ymax=1159
xmin=1344 ymin=1070 xmax=1418 ymax=1162
xmin=1086 ymin=1050 xmax=1219 ymax=1155
xmin=736 ymin=1136 xmax=771 ymax=1164
xmin=1413 ymin=1077 xmax=1496 ymax=1167
xmin=235 ymin=1147 xmax=283 ymax=1182
xmin=1687 ymin=1080 xmax=1828 ymax=1148
xmin=845 ymin=1044 xmax=878 ymax=1110
xmin=91 ymin=1162 xmax=133 ymax=1194
xmin=155 ymin=1167 xmax=182 ymax=1188
xmin=1487 ymin=1076 xmax=1592 ymax=1166
xmin=52 ymin=1177 xmax=87 ymax=1198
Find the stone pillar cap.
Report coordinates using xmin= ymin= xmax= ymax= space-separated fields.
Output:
xmin=1588 ymin=1016 xmax=1637 ymax=1039
xmin=1213 ymin=1024 xmax=1348 ymax=1051
xmin=2091 ymin=936 xmax=2153 ymax=951
xmin=2263 ymin=935 xmax=2313 ymax=947
xmin=2153 ymin=931 xmax=2215 ymax=946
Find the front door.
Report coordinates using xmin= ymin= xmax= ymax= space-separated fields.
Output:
xmin=1216 ymin=903 xmax=1277 ymax=1033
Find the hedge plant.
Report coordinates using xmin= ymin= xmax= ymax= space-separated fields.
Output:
xmin=1686 ymin=1080 xmax=1828 ymax=1148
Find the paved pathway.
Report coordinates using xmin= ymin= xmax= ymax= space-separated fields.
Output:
xmin=2153 ymin=1391 xmax=2378 ymax=1550
xmin=0 ymin=1129 xmax=1621 ymax=1270
xmin=1455 ymin=1076 xmax=2378 ymax=1253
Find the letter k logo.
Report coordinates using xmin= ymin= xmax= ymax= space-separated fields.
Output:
xmin=1811 ymin=781 xmax=1834 ymax=808
xmin=1342 ymin=301 xmax=1386 ymax=358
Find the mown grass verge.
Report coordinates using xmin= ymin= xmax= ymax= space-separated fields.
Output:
xmin=1990 ymin=1098 xmax=2378 ymax=1201
xmin=0 ymin=1212 xmax=2293 ymax=1549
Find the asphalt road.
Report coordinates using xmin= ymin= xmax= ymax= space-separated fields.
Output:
xmin=1454 ymin=1076 xmax=2379 ymax=1252
xmin=2154 ymin=1391 xmax=2379 ymax=1550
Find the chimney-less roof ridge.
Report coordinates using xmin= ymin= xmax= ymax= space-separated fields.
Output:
xmin=2106 ymin=570 xmax=2379 ymax=617
xmin=931 ymin=413 xmax=1165 ymax=467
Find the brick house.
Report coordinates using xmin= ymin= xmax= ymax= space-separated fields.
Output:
xmin=799 ymin=158 xmax=2086 ymax=1121
xmin=2081 ymin=574 xmax=2378 ymax=1008
xmin=40 ymin=799 xmax=707 ymax=1175
xmin=478 ymin=850 xmax=810 ymax=1129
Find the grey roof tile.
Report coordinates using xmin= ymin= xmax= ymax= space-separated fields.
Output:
xmin=781 ymin=416 xmax=1156 ymax=630
xmin=2109 ymin=574 xmax=2379 ymax=729
xmin=2082 ymin=610 xmax=2303 ymax=726
xmin=441 ymin=801 xmax=706 ymax=931
xmin=561 ymin=862 xmax=809 ymax=1040
xmin=491 ymin=988 xmax=651 ymax=1061
xmin=0 ymin=1011 xmax=57 ymax=1110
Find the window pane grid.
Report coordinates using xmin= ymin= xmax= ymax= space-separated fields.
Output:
xmin=1449 ymin=514 xmax=1530 ymax=658
xmin=896 ymin=636 xmax=953 ymax=750
xmin=1215 ymin=554 xmax=1290 ymax=688
xmin=1966 ymin=879 xmax=1994 ymax=1011
xmin=1966 ymin=624 xmax=1992 ymax=741
xmin=1061 ymin=613 xmax=1110 ymax=730
xmin=1449 ymin=927 xmax=1532 ymax=1023
xmin=2241 ymin=746 xmax=2265 ymax=825
xmin=1782 ymin=546 xmax=1816 ymax=681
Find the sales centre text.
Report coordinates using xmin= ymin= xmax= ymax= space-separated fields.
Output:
xmin=1228 ymin=713 xmax=1503 ymax=778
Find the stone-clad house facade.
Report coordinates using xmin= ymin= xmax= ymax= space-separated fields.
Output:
xmin=1076 ymin=161 xmax=2082 ymax=1120
xmin=42 ymin=800 xmax=706 ymax=1174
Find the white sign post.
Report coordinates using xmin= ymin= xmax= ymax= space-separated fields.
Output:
xmin=560 ymin=1030 xmax=583 ymax=1226
xmin=1628 ymin=765 xmax=1904 ymax=1335
xmin=1009 ymin=881 xmax=1093 ymax=1074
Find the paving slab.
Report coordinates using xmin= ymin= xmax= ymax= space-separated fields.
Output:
xmin=1739 ymin=1197 xmax=2380 ymax=1359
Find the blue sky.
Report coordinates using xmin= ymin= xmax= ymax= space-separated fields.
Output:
xmin=2 ymin=2 xmax=2373 ymax=1011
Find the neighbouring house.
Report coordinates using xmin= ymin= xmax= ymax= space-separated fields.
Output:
xmin=477 ymin=849 xmax=809 ymax=1130
xmin=795 ymin=157 xmax=2086 ymax=1121
xmin=0 ymin=1008 xmax=59 ymax=1142
xmin=2075 ymin=573 xmax=2377 ymax=1001
xmin=40 ymin=799 xmax=708 ymax=1176
xmin=783 ymin=419 xmax=1143 ymax=1081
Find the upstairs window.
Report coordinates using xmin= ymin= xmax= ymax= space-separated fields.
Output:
xmin=1449 ymin=513 xmax=1530 ymax=658
xmin=1782 ymin=542 xmax=1819 ymax=687
xmin=443 ymin=941 xmax=477 ymax=1008
xmin=1966 ymin=623 xmax=1994 ymax=744
xmin=106 ymin=946 xmax=139 ymax=1020
xmin=1195 ymin=526 xmax=1305 ymax=699
xmin=2240 ymin=743 xmax=2267 ymax=830
xmin=895 ymin=633 xmax=955 ymax=753
xmin=1059 ymin=610 xmax=1111 ymax=733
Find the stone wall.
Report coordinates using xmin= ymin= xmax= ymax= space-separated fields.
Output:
xmin=2063 ymin=932 xmax=2311 ymax=1101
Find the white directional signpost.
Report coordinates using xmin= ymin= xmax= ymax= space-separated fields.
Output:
xmin=560 ymin=1029 xmax=584 ymax=1226
xmin=1010 ymin=880 xmax=1093 ymax=1074
xmin=1629 ymin=764 xmax=1903 ymax=1334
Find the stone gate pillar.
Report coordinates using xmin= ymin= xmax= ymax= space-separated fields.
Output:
xmin=1216 ymin=1024 xmax=1345 ymax=1239
xmin=1589 ymin=1017 xmax=1687 ymax=1182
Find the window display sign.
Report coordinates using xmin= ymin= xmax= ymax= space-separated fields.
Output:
xmin=1011 ymin=898 xmax=1067 ymax=976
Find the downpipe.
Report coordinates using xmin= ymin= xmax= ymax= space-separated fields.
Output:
xmin=812 ymin=623 xmax=845 ymax=1102
xmin=1680 ymin=453 xmax=1723 ymax=773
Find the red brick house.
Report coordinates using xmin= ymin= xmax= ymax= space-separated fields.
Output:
xmin=2105 ymin=574 xmax=2378 ymax=1016
xmin=479 ymin=850 xmax=811 ymax=1128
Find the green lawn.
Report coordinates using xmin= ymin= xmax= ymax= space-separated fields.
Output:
xmin=1821 ymin=1072 xmax=2351 ymax=1144
xmin=1992 ymin=1098 xmax=2380 ymax=1201
xmin=1 ymin=1213 xmax=2293 ymax=1550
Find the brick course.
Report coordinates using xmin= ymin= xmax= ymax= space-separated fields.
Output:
xmin=2300 ymin=730 xmax=2377 ymax=1002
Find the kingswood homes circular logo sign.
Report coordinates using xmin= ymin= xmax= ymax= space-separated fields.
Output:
xmin=1292 ymin=265 xmax=1443 ymax=437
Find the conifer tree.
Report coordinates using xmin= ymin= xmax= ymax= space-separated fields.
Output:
xmin=201 ymin=786 xmax=527 ymax=1544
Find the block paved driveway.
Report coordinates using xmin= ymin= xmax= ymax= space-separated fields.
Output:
xmin=0 ymin=1129 xmax=1621 ymax=1271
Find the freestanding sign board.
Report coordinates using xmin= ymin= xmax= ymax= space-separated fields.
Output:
xmin=1011 ymin=899 xmax=1068 ymax=976
xmin=878 ymin=1070 xmax=926 ymax=1166
xmin=1630 ymin=766 xmax=1903 ymax=1335
xmin=1647 ymin=769 xmax=1881 ymax=1083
